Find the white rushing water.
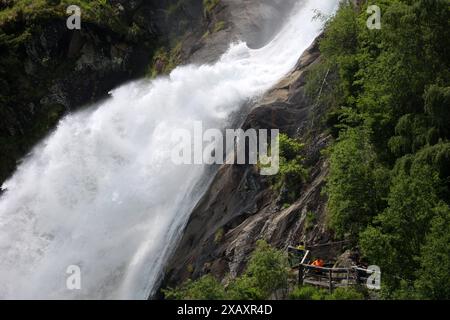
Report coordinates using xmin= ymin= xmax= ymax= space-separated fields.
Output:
xmin=0 ymin=0 xmax=339 ymax=299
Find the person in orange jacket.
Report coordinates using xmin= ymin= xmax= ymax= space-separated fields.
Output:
xmin=311 ymin=258 xmax=325 ymax=268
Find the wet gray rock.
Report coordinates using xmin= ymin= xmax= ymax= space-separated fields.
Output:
xmin=186 ymin=0 xmax=299 ymax=64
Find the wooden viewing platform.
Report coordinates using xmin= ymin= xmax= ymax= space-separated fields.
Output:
xmin=288 ymin=246 xmax=374 ymax=292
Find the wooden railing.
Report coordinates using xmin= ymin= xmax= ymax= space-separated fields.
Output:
xmin=299 ymin=265 xmax=356 ymax=292
xmin=296 ymin=264 xmax=375 ymax=292
xmin=288 ymin=245 xmax=375 ymax=292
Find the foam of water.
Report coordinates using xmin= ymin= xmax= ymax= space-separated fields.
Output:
xmin=0 ymin=0 xmax=339 ymax=299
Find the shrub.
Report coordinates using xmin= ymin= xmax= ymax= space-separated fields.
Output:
xmin=203 ymin=0 xmax=220 ymax=17
xmin=214 ymin=228 xmax=224 ymax=244
xmin=289 ymin=286 xmax=327 ymax=300
xmin=227 ymin=275 xmax=262 ymax=300
xmin=243 ymin=240 xmax=289 ymax=299
xmin=272 ymin=134 xmax=308 ymax=202
xmin=304 ymin=211 xmax=316 ymax=232
xmin=414 ymin=203 xmax=450 ymax=299
xmin=164 ymin=241 xmax=289 ymax=300
xmin=326 ymin=128 xmax=389 ymax=240
xmin=326 ymin=287 xmax=365 ymax=300
xmin=163 ymin=275 xmax=226 ymax=300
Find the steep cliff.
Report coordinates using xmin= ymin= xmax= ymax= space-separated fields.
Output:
xmin=161 ymin=0 xmax=450 ymax=300
xmin=162 ymin=37 xmax=336 ymax=289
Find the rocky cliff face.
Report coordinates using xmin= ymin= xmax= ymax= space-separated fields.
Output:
xmin=185 ymin=0 xmax=298 ymax=64
xmin=162 ymin=38 xmax=336 ymax=290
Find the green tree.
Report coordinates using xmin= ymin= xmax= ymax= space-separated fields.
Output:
xmin=163 ymin=275 xmax=226 ymax=300
xmin=164 ymin=241 xmax=289 ymax=300
xmin=326 ymin=287 xmax=365 ymax=300
xmin=415 ymin=203 xmax=450 ymax=299
xmin=289 ymin=286 xmax=328 ymax=300
xmin=360 ymin=163 xmax=440 ymax=294
xmin=289 ymin=286 xmax=364 ymax=300
xmin=319 ymin=0 xmax=450 ymax=299
xmin=272 ymin=134 xmax=308 ymax=203
xmin=326 ymin=128 xmax=388 ymax=239
xmin=424 ymin=85 xmax=450 ymax=139
xmin=241 ymin=240 xmax=289 ymax=299
xmin=388 ymin=114 xmax=430 ymax=156
xmin=227 ymin=275 xmax=262 ymax=300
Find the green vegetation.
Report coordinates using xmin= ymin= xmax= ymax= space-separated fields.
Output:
xmin=148 ymin=40 xmax=183 ymax=77
xmin=415 ymin=203 xmax=450 ymax=299
xmin=165 ymin=241 xmax=369 ymax=300
xmin=2 ymin=0 xmax=448 ymax=301
xmin=164 ymin=240 xmax=289 ymax=300
xmin=0 ymin=1 xmax=133 ymax=36
xmin=304 ymin=211 xmax=317 ymax=232
xmin=164 ymin=274 xmax=227 ymax=300
xmin=271 ymin=134 xmax=308 ymax=203
xmin=202 ymin=20 xmax=226 ymax=40
xmin=326 ymin=127 xmax=389 ymax=239
xmin=167 ymin=0 xmax=185 ymax=16
xmin=310 ymin=0 xmax=450 ymax=299
xmin=289 ymin=285 xmax=328 ymax=300
xmin=212 ymin=20 xmax=226 ymax=33
xmin=203 ymin=0 xmax=220 ymax=18
xmin=290 ymin=286 xmax=365 ymax=300
xmin=214 ymin=228 xmax=224 ymax=244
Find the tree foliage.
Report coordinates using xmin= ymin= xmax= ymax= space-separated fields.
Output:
xmin=360 ymin=163 xmax=440 ymax=291
xmin=415 ymin=203 xmax=450 ymax=299
xmin=163 ymin=275 xmax=226 ymax=300
xmin=164 ymin=240 xmax=289 ymax=300
xmin=289 ymin=286 xmax=364 ymax=300
xmin=318 ymin=0 xmax=450 ymax=298
xmin=326 ymin=128 xmax=389 ymax=239
xmin=272 ymin=134 xmax=308 ymax=203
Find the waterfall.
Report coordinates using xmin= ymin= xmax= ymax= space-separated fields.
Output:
xmin=0 ymin=0 xmax=339 ymax=299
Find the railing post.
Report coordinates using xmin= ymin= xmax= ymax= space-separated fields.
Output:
xmin=355 ymin=267 xmax=361 ymax=284
xmin=329 ymin=269 xmax=333 ymax=293
xmin=298 ymin=265 xmax=304 ymax=285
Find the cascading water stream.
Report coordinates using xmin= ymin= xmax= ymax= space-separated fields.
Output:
xmin=0 ymin=0 xmax=339 ymax=299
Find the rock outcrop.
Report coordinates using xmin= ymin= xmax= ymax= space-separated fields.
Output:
xmin=186 ymin=0 xmax=298 ymax=63
xmin=162 ymin=38 xmax=335 ymax=290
